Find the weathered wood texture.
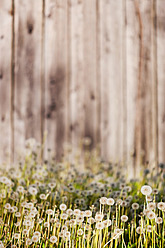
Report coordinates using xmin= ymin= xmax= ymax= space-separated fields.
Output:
xmin=0 ymin=0 xmax=165 ymax=175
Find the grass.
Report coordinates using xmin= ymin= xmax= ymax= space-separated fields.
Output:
xmin=0 ymin=138 xmax=164 ymax=248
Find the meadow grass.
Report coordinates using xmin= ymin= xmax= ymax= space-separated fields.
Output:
xmin=0 ymin=138 xmax=164 ymax=247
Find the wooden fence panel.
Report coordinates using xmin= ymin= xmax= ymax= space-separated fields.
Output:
xmin=83 ymin=0 xmax=99 ymax=149
xmin=0 ymin=0 xmax=12 ymax=164
xmin=157 ymin=0 xmax=165 ymax=163
xmin=14 ymin=0 xmax=42 ymax=156
xmin=100 ymin=1 xmax=124 ymax=162
xmin=45 ymin=0 xmax=68 ymax=160
xmin=0 ymin=0 xmax=165 ymax=172
xmin=68 ymin=0 xmax=85 ymax=152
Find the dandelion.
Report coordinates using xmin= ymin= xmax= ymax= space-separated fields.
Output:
xmin=157 ymin=202 xmax=165 ymax=211
xmin=148 ymin=202 xmax=156 ymax=210
xmin=136 ymin=226 xmax=144 ymax=234
xmin=46 ymin=209 xmax=54 ymax=215
xmin=155 ymin=217 xmax=163 ymax=224
xmin=132 ymin=203 xmax=139 ymax=210
xmin=85 ymin=210 xmax=92 ymax=217
xmin=60 ymin=203 xmax=67 ymax=211
xmin=44 ymin=222 xmax=50 ymax=228
xmin=22 ymin=229 xmax=29 ymax=235
xmin=147 ymin=225 xmax=152 ymax=232
xmin=33 ymin=231 xmax=41 ymax=237
xmin=66 ymin=209 xmax=73 ymax=215
xmin=87 ymin=217 xmax=95 ymax=224
xmin=100 ymin=197 xmax=107 ymax=205
xmin=95 ymin=213 xmax=104 ymax=222
xmin=32 ymin=235 xmax=39 ymax=242
xmin=15 ymin=212 xmax=21 ymax=217
xmin=26 ymin=238 xmax=32 ymax=245
xmin=28 ymin=186 xmax=38 ymax=195
xmin=121 ymin=215 xmax=128 ymax=222
xmin=4 ymin=203 xmax=11 ymax=210
xmin=14 ymin=233 xmax=20 ymax=239
xmin=74 ymin=209 xmax=81 ymax=216
xmin=107 ymin=198 xmax=115 ymax=206
xmin=39 ymin=193 xmax=47 ymax=200
xmin=96 ymin=222 xmax=104 ymax=230
xmin=103 ymin=219 xmax=111 ymax=227
xmin=147 ymin=211 xmax=155 ymax=220
xmin=50 ymin=236 xmax=58 ymax=243
xmin=78 ymin=229 xmax=83 ymax=235
xmin=141 ymin=185 xmax=152 ymax=196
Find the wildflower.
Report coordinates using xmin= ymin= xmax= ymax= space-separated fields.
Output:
xmin=48 ymin=182 xmax=56 ymax=189
xmin=4 ymin=203 xmax=11 ymax=210
xmin=141 ymin=185 xmax=152 ymax=196
xmin=156 ymin=217 xmax=163 ymax=224
xmin=147 ymin=225 xmax=152 ymax=232
xmin=61 ymin=213 xmax=68 ymax=220
xmin=66 ymin=209 xmax=73 ymax=215
xmin=39 ymin=193 xmax=47 ymax=200
xmin=46 ymin=209 xmax=54 ymax=215
xmin=100 ymin=197 xmax=107 ymax=205
xmin=95 ymin=213 xmax=104 ymax=222
xmin=33 ymin=231 xmax=41 ymax=237
xmin=148 ymin=202 xmax=156 ymax=210
xmin=15 ymin=212 xmax=21 ymax=217
xmin=17 ymin=186 xmax=24 ymax=193
xmin=32 ymin=235 xmax=39 ymax=242
xmin=28 ymin=186 xmax=38 ymax=195
xmin=107 ymin=198 xmax=115 ymax=206
xmin=103 ymin=219 xmax=111 ymax=227
xmin=136 ymin=226 xmax=144 ymax=234
xmin=74 ymin=209 xmax=81 ymax=216
xmin=14 ymin=233 xmax=20 ymax=239
xmin=23 ymin=229 xmax=29 ymax=235
xmin=87 ymin=217 xmax=95 ymax=224
xmin=147 ymin=211 xmax=155 ymax=220
xmin=26 ymin=238 xmax=32 ymax=245
xmin=152 ymin=188 xmax=159 ymax=194
xmin=85 ymin=210 xmax=92 ymax=217
xmin=121 ymin=215 xmax=128 ymax=222
xmin=65 ymin=231 xmax=71 ymax=239
xmin=50 ymin=236 xmax=58 ymax=243
xmin=44 ymin=222 xmax=50 ymax=228
xmin=157 ymin=202 xmax=165 ymax=211
xmin=60 ymin=203 xmax=67 ymax=211
xmin=78 ymin=229 xmax=83 ymax=235
xmin=96 ymin=222 xmax=104 ymax=230
xmin=132 ymin=203 xmax=139 ymax=210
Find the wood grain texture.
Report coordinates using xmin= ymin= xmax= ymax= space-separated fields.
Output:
xmin=68 ymin=0 xmax=85 ymax=151
xmin=83 ymin=0 xmax=98 ymax=149
xmin=100 ymin=0 xmax=124 ymax=163
xmin=0 ymin=0 xmax=164 ymax=173
xmin=126 ymin=0 xmax=140 ymax=176
xmin=45 ymin=0 xmax=68 ymax=160
xmin=157 ymin=0 xmax=165 ymax=163
xmin=14 ymin=0 xmax=42 ymax=156
xmin=0 ymin=0 xmax=12 ymax=164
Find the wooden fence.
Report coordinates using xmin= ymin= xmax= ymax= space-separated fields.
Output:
xmin=0 ymin=0 xmax=165 ymax=175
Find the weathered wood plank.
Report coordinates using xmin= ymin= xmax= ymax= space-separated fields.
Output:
xmin=14 ymin=0 xmax=42 ymax=156
xmin=0 ymin=0 xmax=12 ymax=164
xmin=45 ymin=0 xmax=68 ymax=160
xmin=126 ymin=0 xmax=140 ymax=176
xmin=100 ymin=0 xmax=124 ymax=162
xmin=157 ymin=0 xmax=165 ymax=163
xmin=68 ymin=0 xmax=85 ymax=152
xmin=83 ymin=0 xmax=98 ymax=149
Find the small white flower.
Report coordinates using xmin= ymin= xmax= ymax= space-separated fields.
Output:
xmin=50 ymin=236 xmax=58 ymax=243
xmin=96 ymin=222 xmax=104 ymax=230
xmin=100 ymin=197 xmax=107 ymax=205
xmin=121 ymin=215 xmax=128 ymax=222
xmin=60 ymin=203 xmax=67 ymax=211
xmin=28 ymin=187 xmax=38 ymax=196
xmin=141 ymin=185 xmax=152 ymax=196
xmin=107 ymin=198 xmax=115 ymax=206
xmin=32 ymin=235 xmax=39 ymax=242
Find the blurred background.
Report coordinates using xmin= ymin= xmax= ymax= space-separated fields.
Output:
xmin=0 ymin=0 xmax=164 ymax=176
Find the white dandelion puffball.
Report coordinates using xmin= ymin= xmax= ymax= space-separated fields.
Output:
xmin=100 ymin=197 xmax=107 ymax=205
xmin=50 ymin=236 xmax=57 ymax=243
xmin=60 ymin=203 xmax=67 ymax=211
xmin=28 ymin=186 xmax=38 ymax=196
xmin=107 ymin=198 xmax=115 ymax=206
xmin=96 ymin=222 xmax=104 ymax=230
xmin=141 ymin=185 xmax=152 ymax=196
xmin=121 ymin=215 xmax=128 ymax=222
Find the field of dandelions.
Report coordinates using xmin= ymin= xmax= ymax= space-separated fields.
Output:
xmin=0 ymin=138 xmax=164 ymax=248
